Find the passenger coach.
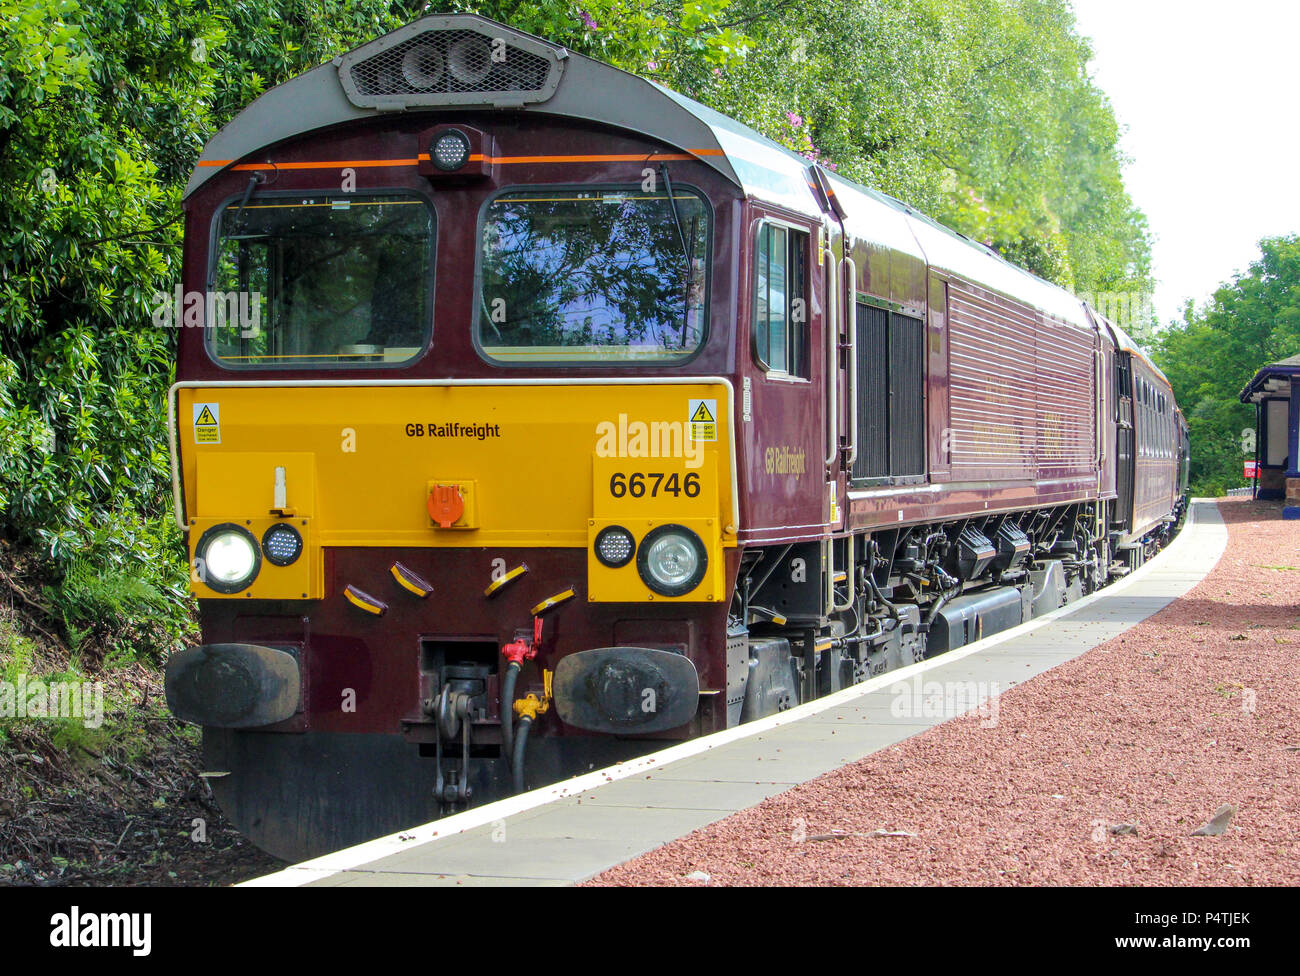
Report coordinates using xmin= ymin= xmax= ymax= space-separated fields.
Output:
xmin=164 ymin=14 xmax=1186 ymax=858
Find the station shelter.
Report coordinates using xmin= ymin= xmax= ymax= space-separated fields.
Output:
xmin=1240 ymin=353 xmax=1300 ymax=518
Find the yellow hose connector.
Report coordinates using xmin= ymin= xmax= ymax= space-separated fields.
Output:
xmin=513 ymin=693 xmax=549 ymax=721
xmin=513 ymin=669 xmax=553 ymax=721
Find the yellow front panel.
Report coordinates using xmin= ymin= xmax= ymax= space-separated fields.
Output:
xmin=197 ymin=452 xmax=317 ymax=517
xmin=177 ymin=383 xmax=735 ymax=600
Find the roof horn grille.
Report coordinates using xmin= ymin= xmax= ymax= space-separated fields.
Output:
xmin=337 ymin=16 xmax=565 ymax=109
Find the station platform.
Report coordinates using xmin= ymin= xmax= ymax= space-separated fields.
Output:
xmin=243 ymin=500 xmax=1227 ymax=887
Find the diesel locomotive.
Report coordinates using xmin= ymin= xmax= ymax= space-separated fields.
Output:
xmin=163 ymin=14 xmax=1188 ymax=859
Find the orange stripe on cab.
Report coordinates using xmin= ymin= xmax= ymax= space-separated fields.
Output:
xmin=196 ymin=149 xmax=725 ymax=170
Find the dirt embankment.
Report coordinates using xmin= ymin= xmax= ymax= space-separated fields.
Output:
xmin=0 ymin=552 xmax=283 ymax=886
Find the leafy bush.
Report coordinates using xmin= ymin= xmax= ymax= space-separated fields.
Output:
xmin=44 ymin=553 xmax=189 ymax=661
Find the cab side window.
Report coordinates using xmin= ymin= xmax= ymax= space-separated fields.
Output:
xmin=754 ymin=222 xmax=808 ymax=377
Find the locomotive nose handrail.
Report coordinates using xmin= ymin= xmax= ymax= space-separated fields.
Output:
xmin=1095 ymin=345 xmax=1104 ymax=468
xmin=824 ymin=244 xmax=839 ymax=468
xmin=842 ymin=254 xmax=859 ymax=467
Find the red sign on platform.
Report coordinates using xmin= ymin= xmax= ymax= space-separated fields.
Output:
xmin=1244 ymin=460 xmax=1259 ymax=479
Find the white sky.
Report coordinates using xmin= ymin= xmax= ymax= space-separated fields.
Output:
xmin=1069 ymin=0 xmax=1300 ymax=326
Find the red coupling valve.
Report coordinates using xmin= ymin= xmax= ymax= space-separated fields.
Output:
xmin=502 ymin=617 xmax=544 ymax=665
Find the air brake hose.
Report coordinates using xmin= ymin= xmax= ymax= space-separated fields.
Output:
xmin=500 ymin=620 xmax=540 ymax=769
xmin=510 ymin=693 xmax=549 ymax=794
xmin=512 ymin=715 xmax=533 ymax=794
xmin=500 ymin=661 xmax=520 ymax=758
xmin=921 ymin=568 xmax=963 ymax=634
xmin=921 ymin=592 xmax=951 ymax=634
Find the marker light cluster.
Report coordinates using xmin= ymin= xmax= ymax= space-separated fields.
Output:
xmin=196 ymin=524 xmax=261 ymax=594
xmin=261 ymin=523 xmax=304 ymax=567
xmin=594 ymin=525 xmax=636 ymax=568
xmin=431 ymin=130 xmax=471 ymax=171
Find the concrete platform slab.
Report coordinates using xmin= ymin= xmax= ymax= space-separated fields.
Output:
xmin=570 ymin=777 xmax=792 ymax=811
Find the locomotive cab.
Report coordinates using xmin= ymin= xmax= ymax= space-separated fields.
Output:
xmin=168 ymin=15 xmax=767 ymax=858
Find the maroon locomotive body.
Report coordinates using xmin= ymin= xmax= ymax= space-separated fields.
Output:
xmin=164 ymin=15 xmax=1186 ymax=859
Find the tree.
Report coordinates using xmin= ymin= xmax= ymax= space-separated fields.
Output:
xmin=1152 ymin=235 xmax=1300 ymax=495
xmin=0 ymin=0 xmax=223 ymax=571
xmin=646 ymin=0 xmax=1151 ymax=296
xmin=0 ymin=1 xmax=429 ymax=654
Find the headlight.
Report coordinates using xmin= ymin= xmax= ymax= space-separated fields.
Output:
xmin=196 ymin=523 xmax=260 ymax=593
xmin=594 ymin=525 xmax=636 ymax=568
xmin=636 ymin=525 xmax=707 ymax=597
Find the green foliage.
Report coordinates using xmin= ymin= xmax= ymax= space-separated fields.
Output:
xmin=0 ymin=617 xmax=38 ymax=682
xmin=0 ymin=0 xmax=221 ymax=657
xmin=444 ymin=0 xmax=750 ymax=74
xmin=657 ymin=0 xmax=1150 ymax=294
xmin=1152 ymin=235 xmax=1300 ymax=495
xmin=0 ymin=614 xmax=178 ymax=758
xmin=0 ymin=0 xmax=417 ymax=658
xmin=44 ymin=556 xmax=184 ymax=659
xmin=0 ymin=615 xmax=96 ymax=752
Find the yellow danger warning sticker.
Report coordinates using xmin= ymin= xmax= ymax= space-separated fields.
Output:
xmin=193 ymin=402 xmax=220 ymax=444
xmin=688 ymin=398 xmax=717 ymax=442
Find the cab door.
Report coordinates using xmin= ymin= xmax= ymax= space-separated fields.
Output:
xmin=742 ymin=209 xmax=831 ymax=545
xmin=1114 ymin=351 xmax=1135 ymax=530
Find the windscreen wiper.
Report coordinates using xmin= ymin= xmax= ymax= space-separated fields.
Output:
xmin=231 ymin=173 xmax=265 ymax=228
xmin=658 ymin=162 xmax=697 ymax=345
xmin=658 ymin=162 xmax=692 ymax=263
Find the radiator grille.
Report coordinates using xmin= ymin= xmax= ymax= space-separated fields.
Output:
xmin=854 ymin=304 xmax=889 ymax=480
xmin=851 ymin=304 xmax=925 ymax=484
xmin=947 ymin=277 xmax=1095 ymax=479
xmin=888 ymin=313 xmax=925 ymax=478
